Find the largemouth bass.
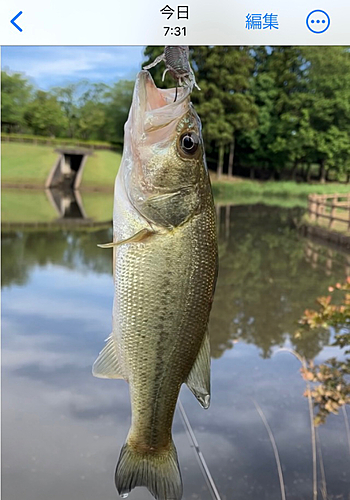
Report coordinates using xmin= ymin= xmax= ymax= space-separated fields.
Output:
xmin=93 ymin=70 xmax=218 ymax=500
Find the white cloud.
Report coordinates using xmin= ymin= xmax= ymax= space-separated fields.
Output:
xmin=22 ymin=49 xmax=132 ymax=78
xmin=2 ymin=46 xmax=145 ymax=88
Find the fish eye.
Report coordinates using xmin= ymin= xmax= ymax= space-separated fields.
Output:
xmin=180 ymin=132 xmax=199 ymax=156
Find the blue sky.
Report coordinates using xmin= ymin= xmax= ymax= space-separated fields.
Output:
xmin=1 ymin=46 xmax=145 ymax=89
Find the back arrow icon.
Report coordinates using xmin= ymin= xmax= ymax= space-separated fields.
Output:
xmin=11 ymin=11 xmax=23 ymax=32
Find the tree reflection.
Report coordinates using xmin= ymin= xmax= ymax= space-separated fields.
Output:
xmin=1 ymin=227 xmax=113 ymax=288
xmin=2 ymin=205 xmax=347 ymax=363
xmin=209 ymin=205 xmax=345 ymax=359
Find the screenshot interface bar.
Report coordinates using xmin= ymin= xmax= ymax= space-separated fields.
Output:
xmin=0 ymin=1 xmax=349 ymax=45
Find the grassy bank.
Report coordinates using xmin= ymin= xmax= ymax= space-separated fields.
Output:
xmin=81 ymin=191 xmax=114 ymax=221
xmin=215 ymin=193 xmax=307 ymax=208
xmin=1 ymin=142 xmax=121 ymax=189
xmin=212 ymin=178 xmax=350 ymax=201
xmin=1 ymin=190 xmax=57 ymax=223
xmin=1 ymin=143 xmax=58 ymax=185
xmin=1 ymin=189 xmax=114 ymax=224
xmin=81 ymin=150 xmax=121 ymax=190
xmin=2 ymin=142 xmax=349 ymax=201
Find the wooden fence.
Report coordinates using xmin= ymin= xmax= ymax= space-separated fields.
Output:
xmin=304 ymin=240 xmax=350 ymax=277
xmin=308 ymin=193 xmax=350 ymax=232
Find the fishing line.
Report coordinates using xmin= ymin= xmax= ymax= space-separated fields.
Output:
xmin=178 ymin=399 xmax=222 ymax=500
xmin=174 ymin=84 xmax=178 ymax=102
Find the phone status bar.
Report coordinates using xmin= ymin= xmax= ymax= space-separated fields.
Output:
xmin=0 ymin=1 xmax=349 ymax=45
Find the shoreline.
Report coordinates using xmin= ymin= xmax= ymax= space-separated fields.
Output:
xmin=3 ymin=178 xmax=350 ymax=198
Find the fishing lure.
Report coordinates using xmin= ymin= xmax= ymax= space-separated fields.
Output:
xmin=144 ymin=46 xmax=200 ymax=100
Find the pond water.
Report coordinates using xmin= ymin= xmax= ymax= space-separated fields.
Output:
xmin=2 ymin=203 xmax=350 ymax=500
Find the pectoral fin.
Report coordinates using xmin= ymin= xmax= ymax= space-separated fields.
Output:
xmin=92 ymin=333 xmax=126 ymax=380
xmin=141 ymin=188 xmax=198 ymax=228
xmin=98 ymin=228 xmax=154 ymax=248
xmin=186 ymin=329 xmax=211 ymax=409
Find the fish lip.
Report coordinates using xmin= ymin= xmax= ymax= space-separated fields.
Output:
xmin=136 ymin=70 xmax=191 ymax=114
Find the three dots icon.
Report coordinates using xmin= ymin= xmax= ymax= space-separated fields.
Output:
xmin=306 ymin=10 xmax=330 ymax=33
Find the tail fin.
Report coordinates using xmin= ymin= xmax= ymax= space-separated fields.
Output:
xmin=115 ymin=440 xmax=182 ymax=500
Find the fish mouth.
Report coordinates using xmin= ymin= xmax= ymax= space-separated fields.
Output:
xmin=127 ymin=70 xmax=193 ymax=149
xmin=135 ymin=70 xmax=191 ymax=121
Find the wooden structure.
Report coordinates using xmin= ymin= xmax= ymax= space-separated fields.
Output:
xmin=304 ymin=240 xmax=350 ymax=277
xmin=308 ymin=193 xmax=350 ymax=232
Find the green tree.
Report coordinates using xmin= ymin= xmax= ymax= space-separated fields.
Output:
xmin=238 ymin=47 xmax=350 ymax=182
xmin=77 ymin=101 xmax=106 ymax=140
xmin=103 ymin=80 xmax=134 ymax=143
xmin=301 ymin=47 xmax=350 ymax=182
xmin=25 ymin=90 xmax=68 ymax=136
xmin=238 ymin=47 xmax=308 ymax=180
xmin=52 ymin=82 xmax=88 ymax=138
xmin=1 ymin=70 xmax=32 ymax=133
xmin=77 ymin=83 xmax=109 ymax=140
xmin=269 ymin=47 xmax=350 ymax=182
xmin=236 ymin=65 xmax=279 ymax=179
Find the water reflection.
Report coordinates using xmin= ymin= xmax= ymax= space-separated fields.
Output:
xmin=210 ymin=204 xmax=348 ymax=360
xmin=2 ymin=228 xmax=113 ymax=288
xmin=1 ymin=188 xmax=114 ymax=226
xmin=2 ymin=204 xmax=350 ymax=500
xmin=304 ymin=239 xmax=350 ymax=277
xmin=46 ymin=188 xmax=87 ymax=219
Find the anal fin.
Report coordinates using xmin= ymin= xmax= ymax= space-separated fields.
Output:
xmin=97 ymin=228 xmax=154 ymax=248
xmin=186 ymin=329 xmax=211 ymax=409
xmin=92 ymin=333 xmax=126 ymax=380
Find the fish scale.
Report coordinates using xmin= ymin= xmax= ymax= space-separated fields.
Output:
xmin=116 ymin=212 xmax=216 ymax=446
